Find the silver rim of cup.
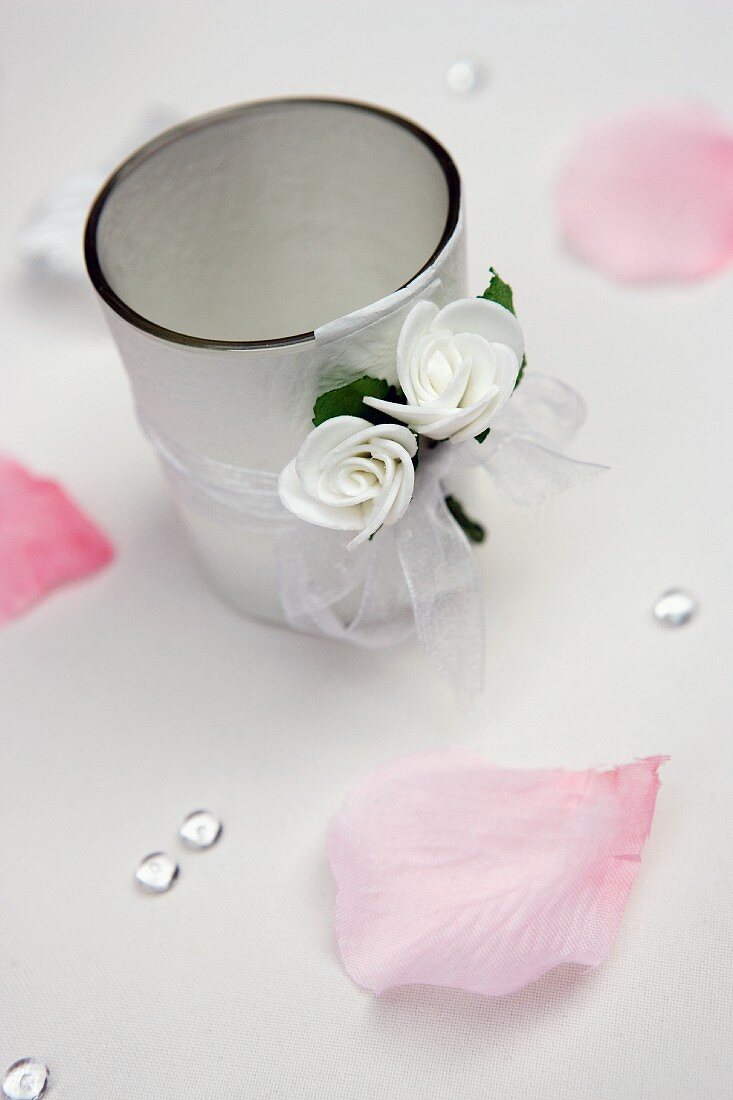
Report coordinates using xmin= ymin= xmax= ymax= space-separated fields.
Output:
xmin=83 ymin=97 xmax=461 ymax=351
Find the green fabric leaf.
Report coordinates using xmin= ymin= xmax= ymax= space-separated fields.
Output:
xmin=481 ymin=267 xmax=516 ymax=314
xmin=445 ymin=495 xmax=486 ymax=544
xmin=475 ymin=427 xmax=491 ymax=445
xmin=516 ymin=354 xmax=527 ymax=387
xmin=312 ymin=376 xmax=391 ymax=427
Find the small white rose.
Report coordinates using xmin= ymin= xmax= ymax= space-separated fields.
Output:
xmin=364 ymin=297 xmax=525 ymax=442
xmin=278 ymin=415 xmax=417 ymax=549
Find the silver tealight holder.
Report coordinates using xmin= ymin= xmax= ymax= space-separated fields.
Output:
xmin=85 ymin=98 xmax=465 ymax=626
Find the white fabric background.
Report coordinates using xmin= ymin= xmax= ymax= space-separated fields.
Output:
xmin=1 ymin=2 xmax=732 ymax=1097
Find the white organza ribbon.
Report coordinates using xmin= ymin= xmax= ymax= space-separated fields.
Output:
xmin=141 ymin=374 xmax=606 ymax=700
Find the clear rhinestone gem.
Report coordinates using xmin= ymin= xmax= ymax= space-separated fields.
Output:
xmin=179 ymin=810 xmax=222 ymax=850
xmin=3 ymin=1060 xmax=48 ymax=1100
xmin=446 ymin=59 xmax=485 ymax=95
xmin=135 ymin=852 xmax=179 ymax=893
xmin=653 ymin=589 xmax=697 ymax=627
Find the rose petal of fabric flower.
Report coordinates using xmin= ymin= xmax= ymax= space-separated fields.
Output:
xmin=557 ymin=107 xmax=733 ymax=281
xmin=278 ymin=416 xmax=417 ymax=549
xmin=364 ymin=297 xmax=523 ymax=441
xmin=0 ymin=455 xmax=114 ymax=625
xmin=328 ymin=748 xmax=667 ymax=997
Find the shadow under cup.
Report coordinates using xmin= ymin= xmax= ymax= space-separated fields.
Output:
xmin=85 ymin=98 xmax=465 ymax=626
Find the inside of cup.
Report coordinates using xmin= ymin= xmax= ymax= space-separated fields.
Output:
xmin=91 ymin=100 xmax=456 ymax=343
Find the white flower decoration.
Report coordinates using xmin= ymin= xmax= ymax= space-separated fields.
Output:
xmin=364 ymin=298 xmax=525 ymax=442
xmin=278 ymin=416 xmax=417 ymax=549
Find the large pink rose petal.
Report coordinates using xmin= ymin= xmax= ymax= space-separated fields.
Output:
xmin=0 ymin=455 xmax=114 ymax=625
xmin=557 ymin=107 xmax=733 ymax=281
xmin=328 ymin=749 xmax=667 ymax=997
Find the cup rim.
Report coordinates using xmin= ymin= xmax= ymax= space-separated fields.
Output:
xmin=84 ymin=97 xmax=462 ymax=351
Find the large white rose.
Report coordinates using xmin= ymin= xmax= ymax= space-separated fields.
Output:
xmin=278 ymin=415 xmax=417 ymax=549
xmin=363 ymin=298 xmax=524 ymax=442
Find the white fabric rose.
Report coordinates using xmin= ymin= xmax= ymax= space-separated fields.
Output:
xmin=363 ymin=298 xmax=525 ymax=442
xmin=278 ymin=416 xmax=417 ymax=549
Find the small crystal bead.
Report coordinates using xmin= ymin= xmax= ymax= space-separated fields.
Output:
xmin=179 ymin=810 xmax=222 ymax=850
xmin=653 ymin=589 xmax=697 ymax=627
xmin=135 ymin=852 xmax=179 ymax=893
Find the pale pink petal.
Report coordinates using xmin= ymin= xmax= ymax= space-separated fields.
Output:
xmin=557 ymin=107 xmax=733 ymax=281
xmin=328 ymin=749 xmax=667 ymax=997
xmin=0 ymin=455 xmax=114 ymax=625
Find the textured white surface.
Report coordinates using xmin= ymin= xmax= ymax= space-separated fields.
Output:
xmin=1 ymin=2 xmax=732 ymax=1099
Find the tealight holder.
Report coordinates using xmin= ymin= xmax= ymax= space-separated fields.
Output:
xmin=85 ymin=98 xmax=465 ymax=627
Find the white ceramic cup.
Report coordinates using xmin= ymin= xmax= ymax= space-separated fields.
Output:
xmin=85 ymin=98 xmax=465 ymax=625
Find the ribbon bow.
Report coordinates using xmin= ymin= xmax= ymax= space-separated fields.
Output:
xmin=143 ymin=374 xmax=605 ymax=702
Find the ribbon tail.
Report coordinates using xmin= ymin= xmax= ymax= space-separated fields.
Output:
xmin=277 ymin=525 xmax=414 ymax=649
xmin=459 ymin=371 xmax=607 ymax=506
xmin=276 ymin=525 xmax=368 ymax=641
xmin=344 ymin=528 xmax=415 ymax=647
xmin=482 ymin=434 xmax=608 ymax=507
xmin=395 ymin=487 xmax=485 ymax=707
xmin=497 ymin=373 xmax=590 ymax=447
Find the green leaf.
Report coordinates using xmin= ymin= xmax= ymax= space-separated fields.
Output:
xmin=478 ymin=267 xmax=527 ymax=425
xmin=312 ymin=376 xmax=391 ymax=427
xmin=481 ymin=267 xmax=516 ymax=314
xmin=475 ymin=427 xmax=491 ymax=445
xmin=445 ymin=495 xmax=486 ymax=544
xmin=516 ymin=354 xmax=526 ymax=387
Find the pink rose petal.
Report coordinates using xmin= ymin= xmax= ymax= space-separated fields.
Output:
xmin=328 ymin=749 xmax=667 ymax=996
xmin=557 ymin=107 xmax=733 ymax=281
xmin=0 ymin=455 xmax=114 ymax=625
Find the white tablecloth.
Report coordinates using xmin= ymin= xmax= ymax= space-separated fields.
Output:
xmin=1 ymin=2 xmax=731 ymax=1097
